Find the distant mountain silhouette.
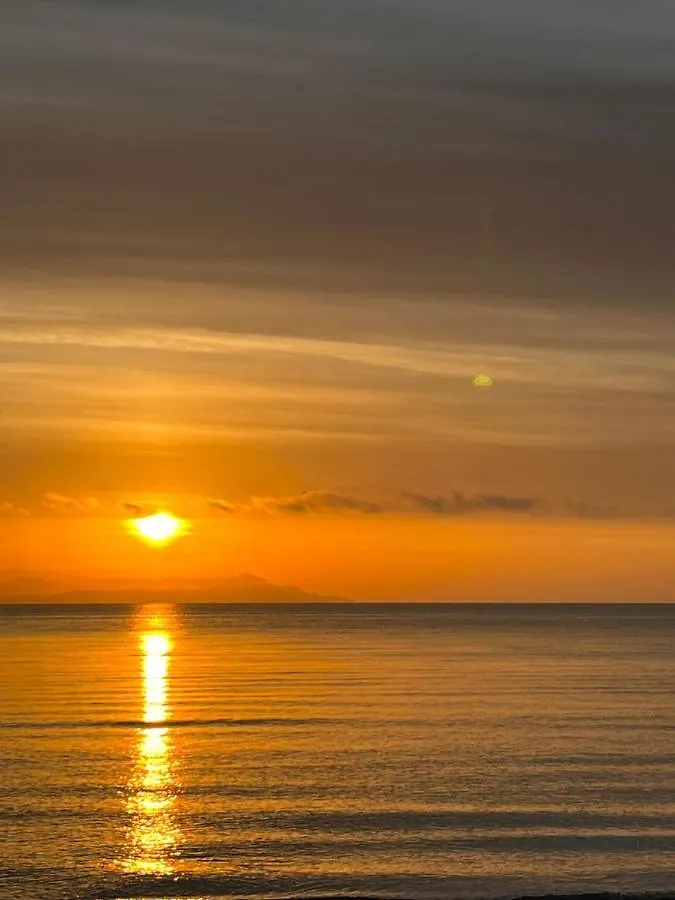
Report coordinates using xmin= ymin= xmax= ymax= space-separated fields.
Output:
xmin=0 ymin=572 xmax=348 ymax=603
xmin=0 ymin=576 xmax=64 ymax=596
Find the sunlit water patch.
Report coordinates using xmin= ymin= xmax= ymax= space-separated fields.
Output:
xmin=1 ymin=603 xmax=675 ymax=900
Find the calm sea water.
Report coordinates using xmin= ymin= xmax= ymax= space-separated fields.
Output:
xmin=1 ymin=603 xmax=675 ymax=900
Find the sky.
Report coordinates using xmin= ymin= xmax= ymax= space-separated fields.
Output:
xmin=2 ymin=0 xmax=675 ymax=600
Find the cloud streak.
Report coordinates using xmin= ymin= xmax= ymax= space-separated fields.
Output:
xmin=118 ymin=500 xmax=146 ymax=518
xmin=41 ymin=493 xmax=105 ymax=514
xmin=0 ymin=501 xmax=29 ymax=517
xmin=404 ymin=492 xmax=543 ymax=516
xmin=0 ymin=489 xmax=667 ymax=522
xmin=209 ymin=490 xmax=543 ymax=518
xmin=4 ymin=320 xmax=675 ymax=392
xmin=209 ymin=491 xmax=383 ymax=516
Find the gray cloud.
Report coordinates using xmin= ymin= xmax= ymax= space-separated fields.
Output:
xmin=210 ymin=491 xmax=384 ymax=517
xmin=206 ymin=489 xmax=675 ymax=520
xmin=118 ymin=500 xmax=145 ymax=517
xmin=2 ymin=488 xmax=667 ymax=521
xmin=403 ymin=491 xmax=543 ymax=516
xmin=207 ymin=499 xmax=237 ymax=515
xmin=562 ymin=500 xmax=624 ymax=520
xmin=209 ymin=489 xmax=541 ymax=517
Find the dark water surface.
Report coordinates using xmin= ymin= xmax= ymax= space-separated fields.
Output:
xmin=1 ymin=603 xmax=675 ymax=900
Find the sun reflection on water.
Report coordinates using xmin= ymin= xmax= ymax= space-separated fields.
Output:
xmin=124 ymin=608 xmax=181 ymax=875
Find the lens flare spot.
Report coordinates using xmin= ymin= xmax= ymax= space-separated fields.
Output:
xmin=473 ymin=373 xmax=494 ymax=388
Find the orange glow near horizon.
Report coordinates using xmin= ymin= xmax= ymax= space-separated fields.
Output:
xmin=2 ymin=514 xmax=675 ymax=602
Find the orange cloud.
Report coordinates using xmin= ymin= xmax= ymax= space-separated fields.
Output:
xmin=0 ymin=501 xmax=29 ymax=517
xmin=41 ymin=493 xmax=106 ymax=514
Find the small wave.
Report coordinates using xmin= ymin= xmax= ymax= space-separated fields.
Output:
xmin=91 ymin=889 xmax=675 ymax=900
xmin=93 ymin=892 xmax=675 ymax=900
xmin=503 ymin=895 xmax=675 ymax=900
xmin=6 ymin=867 xmax=675 ymax=900
xmin=0 ymin=717 xmax=332 ymax=730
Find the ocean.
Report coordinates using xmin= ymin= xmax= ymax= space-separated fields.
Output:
xmin=1 ymin=602 xmax=674 ymax=900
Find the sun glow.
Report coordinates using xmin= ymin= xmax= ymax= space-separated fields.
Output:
xmin=127 ymin=512 xmax=187 ymax=546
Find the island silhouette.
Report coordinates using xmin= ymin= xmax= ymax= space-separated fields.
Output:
xmin=0 ymin=572 xmax=348 ymax=604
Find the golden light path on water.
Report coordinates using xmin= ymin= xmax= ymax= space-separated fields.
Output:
xmin=124 ymin=607 xmax=181 ymax=876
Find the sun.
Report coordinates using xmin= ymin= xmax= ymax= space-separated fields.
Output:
xmin=126 ymin=512 xmax=188 ymax=546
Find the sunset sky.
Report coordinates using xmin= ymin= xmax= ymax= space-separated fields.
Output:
xmin=2 ymin=1 xmax=675 ymax=600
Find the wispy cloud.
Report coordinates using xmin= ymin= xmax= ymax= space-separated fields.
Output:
xmin=208 ymin=491 xmax=383 ymax=516
xmin=562 ymin=500 xmax=623 ymax=520
xmin=206 ymin=489 xmax=672 ymax=520
xmin=208 ymin=499 xmax=238 ymax=514
xmin=118 ymin=500 xmax=146 ymax=518
xmin=0 ymin=488 xmax=665 ymax=522
xmin=41 ymin=493 xmax=106 ymax=514
xmin=403 ymin=491 xmax=542 ymax=515
xmin=0 ymin=501 xmax=29 ymax=517
xmin=209 ymin=489 xmax=541 ymax=518
xmin=253 ymin=491 xmax=384 ymax=516
xmin=4 ymin=321 xmax=675 ymax=392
